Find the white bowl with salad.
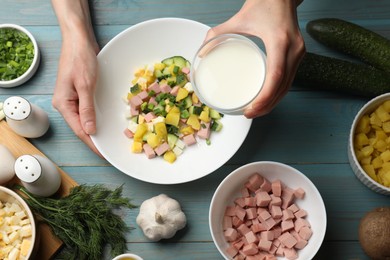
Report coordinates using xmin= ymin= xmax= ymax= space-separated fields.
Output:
xmin=92 ymin=18 xmax=252 ymax=184
xmin=0 ymin=24 xmax=40 ymax=88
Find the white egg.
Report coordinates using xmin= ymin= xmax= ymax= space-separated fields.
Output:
xmin=0 ymin=144 xmax=16 ymax=184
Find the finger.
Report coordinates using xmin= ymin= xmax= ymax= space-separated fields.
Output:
xmin=78 ymin=82 xmax=97 ymax=135
xmin=59 ymin=104 xmax=103 ymax=157
xmin=244 ymin=41 xmax=288 ymax=118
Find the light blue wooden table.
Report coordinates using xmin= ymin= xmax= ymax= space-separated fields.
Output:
xmin=1 ymin=1 xmax=390 ymax=259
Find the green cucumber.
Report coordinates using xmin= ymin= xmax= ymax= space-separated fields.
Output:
xmin=306 ymin=18 xmax=390 ymax=72
xmin=162 ymin=56 xmax=190 ymax=69
xmin=167 ymin=133 xmax=178 ymax=149
xmin=294 ymin=52 xmax=390 ymax=97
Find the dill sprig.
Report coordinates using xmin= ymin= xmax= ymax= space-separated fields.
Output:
xmin=17 ymin=184 xmax=136 ymax=260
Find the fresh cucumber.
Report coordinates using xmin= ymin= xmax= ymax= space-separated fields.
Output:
xmin=294 ymin=52 xmax=390 ymax=97
xmin=306 ymin=18 xmax=390 ymax=72
xmin=162 ymin=56 xmax=190 ymax=69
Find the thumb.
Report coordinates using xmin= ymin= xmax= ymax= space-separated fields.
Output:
xmin=78 ymin=91 xmax=96 ymax=135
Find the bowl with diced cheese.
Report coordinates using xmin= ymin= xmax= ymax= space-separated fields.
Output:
xmin=0 ymin=186 xmax=37 ymax=259
xmin=349 ymin=93 xmax=390 ymax=195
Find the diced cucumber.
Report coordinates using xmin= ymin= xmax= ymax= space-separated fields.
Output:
xmin=162 ymin=56 xmax=189 ymax=69
xmin=143 ymin=131 xmax=153 ymax=142
xmin=175 ymin=139 xmax=186 ymax=150
xmin=184 ymin=96 xmax=192 ymax=109
xmin=211 ymin=120 xmax=223 ymax=132
xmin=154 ymin=69 xmax=163 ymax=78
xmin=167 ymin=133 xmax=179 ymax=149
xmin=210 ymin=108 xmax=222 ymax=120
xmin=172 ymin=146 xmax=183 ymax=156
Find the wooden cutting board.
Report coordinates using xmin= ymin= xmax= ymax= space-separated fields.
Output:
xmin=0 ymin=120 xmax=78 ymax=260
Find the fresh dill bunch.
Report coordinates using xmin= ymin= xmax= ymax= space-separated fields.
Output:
xmin=17 ymin=184 xmax=137 ymax=260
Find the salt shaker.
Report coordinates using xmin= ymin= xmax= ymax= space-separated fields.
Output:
xmin=14 ymin=154 xmax=61 ymax=197
xmin=0 ymin=144 xmax=16 ymax=185
xmin=3 ymin=96 xmax=50 ymax=138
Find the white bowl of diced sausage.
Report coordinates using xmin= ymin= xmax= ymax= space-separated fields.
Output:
xmin=0 ymin=186 xmax=37 ymax=260
xmin=209 ymin=161 xmax=327 ymax=260
xmin=348 ymin=93 xmax=390 ymax=195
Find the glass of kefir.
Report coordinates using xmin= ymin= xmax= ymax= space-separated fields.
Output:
xmin=191 ymin=34 xmax=267 ymax=115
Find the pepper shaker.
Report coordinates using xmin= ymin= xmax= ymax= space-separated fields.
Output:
xmin=14 ymin=154 xmax=61 ymax=197
xmin=3 ymin=96 xmax=50 ymax=138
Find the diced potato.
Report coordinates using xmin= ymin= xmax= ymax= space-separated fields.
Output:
xmin=20 ymin=239 xmax=31 ymax=257
xmin=163 ymin=151 xmax=177 ymax=163
xmin=383 ymin=121 xmax=390 ymax=133
xmin=356 ymin=115 xmax=370 ymax=134
xmin=154 ymin=122 xmax=167 ymax=141
xmin=176 ymin=88 xmax=189 ymax=102
xmin=131 ymin=141 xmax=143 ymax=153
xmin=165 ymin=111 xmax=180 ymax=127
xmin=191 ymin=92 xmax=199 ymax=104
xmin=147 ymin=133 xmax=161 ymax=149
xmin=199 ymin=110 xmax=211 ymax=123
xmin=134 ymin=123 xmax=148 ymax=142
xmin=374 ymin=139 xmax=387 ymax=152
xmin=370 ymin=112 xmax=382 ymax=127
xmin=372 ymin=156 xmax=383 ymax=169
xmin=361 ymin=145 xmax=374 ymax=157
xmin=187 ymin=114 xmax=201 ymax=130
xmin=362 ymin=164 xmax=377 ymax=181
xmin=354 ymin=133 xmax=369 ymax=147
xmin=383 ymin=100 xmax=390 ymax=112
xmin=179 ymin=126 xmax=194 ymax=135
xmin=375 ymin=105 xmax=390 ymax=122
xmin=360 ymin=156 xmax=371 ymax=165
xmin=380 ymin=150 xmax=390 ymax=162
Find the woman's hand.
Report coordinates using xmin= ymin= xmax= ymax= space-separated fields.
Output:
xmin=51 ymin=0 xmax=102 ymax=156
xmin=204 ymin=0 xmax=305 ymax=118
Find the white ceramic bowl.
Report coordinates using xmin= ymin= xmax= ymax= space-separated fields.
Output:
xmin=0 ymin=24 xmax=40 ymax=88
xmin=209 ymin=161 xmax=327 ymax=260
xmin=0 ymin=186 xmax=37 ymax=259
xmin=92 ymin=18 xmax=252 ymax=184
xmin=112 ymin=253 xmax=143 ymax=260
xmin=348 ymin=93 xmax=390 ymax=195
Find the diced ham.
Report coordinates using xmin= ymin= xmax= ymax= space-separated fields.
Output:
xmin=245 ymin=231 xmax=259 ymax=244
xmin=260 ymin=178 xmax=272 ymax=193
xmin=283 ymin=248 xmax=298 ymax=260
xmin=241 ymin=187 xmax=250 ymax=197
xmin=270 ymin=205 xmax=283 ymax=219
xmin=258 ymin=239 xmax=272 ymax=251
xmin=137 ymin=90 xmax=149 ymax=100
xmin=282 ymin=209 xmax=295 ymax=221
xmin=271 ymin=179 xmax=282 ymax=197
xmin=226 ymin=245 xmax=239 ymax=258
xmin=281 ymin=219 xmax=295 ymax=232
xmin=223 ymin=216 xmax=232 ymax=230
xmin=242 ymin=243 xmax=259 ymax=256
xmin=197 ymin=122 xmax=211 ymax=139
xmin=288 ymin=204 xmax=300 ymax=213
xmin=142 ymin=143 xmax=156 ymax=159
xmin=233 ymin=239 xmax=245 ymax=250
xmin=144 ymin=112 xmax=156 ymax=122
xmin=258 ymin=210 xmax=271 ymax=222
xmin=232 ymin=216 xmax=243 ymax=228
xmin=294 ymin=187 xmax=305 ymax=199
xmin=154 ymin=142 xmax=170 ymax=156
xmin=256 ymin=191 xmax=271 ymax=207
xmin=294 ymin=237 xmax=308 ymax=250
xmin=263 ymin=217 xmax=277 ymax=230
xmin=246 ymin=208 xmax=257 ymax=220
xmin=260 ymin=230 xmax=274 ymax=241
xmin=248 ymin=173 xmax=263 ymax=191
xmin=235 ymin=197 xmax=246 ymax=208
xmin=269 ymin=195 xmax=282 ymax=207
xmin=182 ymin=134 xmax=197 ymax=146
xmin=279 ymin=232 xmax=297 ymax=249
xmin=148 ymin=96 xmax=158 ymax=106
xmin=298 ymin=226 xmax=313 ymax=240
xmin=170 ymin=85 xmax=180 ymax=96
xmin=129 ymin=95 xmax=143 ymax=108
xmin=294 ymin=209 xmax=307 ymax=219
xmin=181 ymin=67 xmax=190 ymax=74
xmin=237 ymin=223 xmax=251 ymax=236
xmin=294 ymin=217 xmax=311 ymax=232
xmin=123 ymin=128 xmax=134 ymax=139
xmin=148 ymin=82 xmax=161 ymax=94
xmin=251 ymin=223 xmax=266 ymax=233
xmin=224 ymin=227 xmax=238 ymax=242
xmin=225 ymin=206 xmax=236 ymax=217
xmin=245 ymin=197 xmax=257 ymax=207
xmin=160 ymin=84 xmax=172 ymax=93
xmin=235 ymin=206 xmax=247 ymax=221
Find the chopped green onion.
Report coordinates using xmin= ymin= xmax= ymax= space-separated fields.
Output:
xmin=0 ymin=28 xmax=35 ymax=81
xmin=130 ymin=83 xmax=140 ymax=94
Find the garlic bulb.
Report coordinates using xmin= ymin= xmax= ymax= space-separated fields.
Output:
xmin=136 ymin=194 xmax=186 ymax=241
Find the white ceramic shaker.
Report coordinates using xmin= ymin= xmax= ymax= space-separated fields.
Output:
xmin=0 ymin=144 xmax=16 ymax=185
xmin=14 ymin=154 xmax=61 ymax=197
xmin=3 ymin=96 xmax=50 ymax=138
